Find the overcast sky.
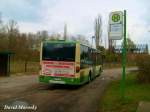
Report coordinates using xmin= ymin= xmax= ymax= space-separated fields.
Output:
xmin=0 ymin=0 xmax=150 ymax=47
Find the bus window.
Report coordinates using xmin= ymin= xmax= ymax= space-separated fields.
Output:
xmin=42 ymin=43 xmax=75 ymax=61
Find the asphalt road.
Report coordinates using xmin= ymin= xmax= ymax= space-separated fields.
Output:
xmin=0 ymin=67 xmax=137 ymax=112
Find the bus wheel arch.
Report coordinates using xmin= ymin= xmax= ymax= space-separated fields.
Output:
xmin=99 ymin=67 xmax=102 ymax=72
xmin=98 ymin=66 xmax=102 ymax=76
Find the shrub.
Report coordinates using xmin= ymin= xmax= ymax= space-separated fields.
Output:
xmin=136 ymin=55 xmax=150 ymax=83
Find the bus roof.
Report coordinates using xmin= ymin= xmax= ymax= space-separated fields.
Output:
xmin=42 ymin=40 xmax=101 ymax=52
xmin=43 ymin=40 xmax=79 ymax=44
xmin=43 ymin=40 xmax=93 ymax=47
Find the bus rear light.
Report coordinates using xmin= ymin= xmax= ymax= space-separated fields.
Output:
xmin=76 ymin=66 xmax=80 ymax=73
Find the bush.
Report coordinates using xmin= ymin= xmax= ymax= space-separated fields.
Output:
xmin=136 ymin=55 xmax=150 ymax=83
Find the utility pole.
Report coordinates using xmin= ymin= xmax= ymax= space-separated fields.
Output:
xmin=121 ymin=10 xmax=127 ymax=99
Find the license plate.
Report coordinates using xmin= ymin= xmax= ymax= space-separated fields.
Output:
xmin=54 ymin=77 xmax=61 ymax=81
xmin=49 ymin=80 xmax=65 ymax=84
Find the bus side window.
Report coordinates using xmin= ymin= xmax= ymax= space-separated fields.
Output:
xmin=84 ymin=46 xmax=88 ymax=61
xmin=80 ymin=45 xmax=90 ymax=68
xmin=80 ymin=45 xmax=88 ymax=61
xmin=97 ymin=53 xmax=102 ymax=65
xmin=80 ymin=45 xmax=84 ymax=60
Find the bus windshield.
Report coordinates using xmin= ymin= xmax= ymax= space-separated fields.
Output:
xmin=42 ymin=42 xmax=75 ymax=61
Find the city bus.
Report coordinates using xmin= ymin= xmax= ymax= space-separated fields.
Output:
xmin=39 ymin=40 xmax=103 ymax=85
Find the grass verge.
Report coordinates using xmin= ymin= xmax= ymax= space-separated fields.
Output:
xmin=101 ymin=72 xmax=150 ymax=112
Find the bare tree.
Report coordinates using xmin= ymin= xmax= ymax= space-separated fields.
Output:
xmin=6 ymin=20 xmax=18 ymax=34
xmin=121 ymin=34 xmax=135 ymax=53
xmin=76 ymin=34 xmax=90 ymax=45
xmin=0 ymin=13 xmax=8 ymax=51
xmin=37 ymin=30 xmax=49 ymax=41
xmin=64 ymin=23 xmax=67 ymax=40
xmin=0 ymin=12 xmax=2 ymax=24
xmin=94 ymin=15 xmax=102 ymax=49
xmin=0 ymin=12 xmax=5 ymax=33
xmin=49 ymin=33 xmax=61 ymax=40
xmin=6 ymin=20 xmax=19 ymax=51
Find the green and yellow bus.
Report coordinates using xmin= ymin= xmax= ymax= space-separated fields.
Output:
xmin=39 ymin=40 xmax=103 ymax=85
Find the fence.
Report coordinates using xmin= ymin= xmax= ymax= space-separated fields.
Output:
xmin=10 ymin=61 xmax=40 ymax=74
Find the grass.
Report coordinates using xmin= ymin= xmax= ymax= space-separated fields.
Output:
xmin=101 ymin=73 xmax=150 ymax=112
xmin=103 ymin=63 xmax=136 ymax=69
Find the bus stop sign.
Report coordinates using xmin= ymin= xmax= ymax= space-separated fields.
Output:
xmin=109 ymin=11 xmax=123 ymax=40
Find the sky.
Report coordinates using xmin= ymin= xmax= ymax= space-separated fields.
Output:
xmin=0 ymin=0 xmax=150 ymax=47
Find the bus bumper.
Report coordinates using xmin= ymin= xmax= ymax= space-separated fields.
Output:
xmin=39 ymin=75 xmax=82 ymax=85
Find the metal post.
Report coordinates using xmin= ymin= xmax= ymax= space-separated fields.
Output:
xmin=121 ymin=10 xmax=126 ymax=99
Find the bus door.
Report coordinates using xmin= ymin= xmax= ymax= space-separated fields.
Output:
xmin=91 ymin=50 xmax=97 ymax=79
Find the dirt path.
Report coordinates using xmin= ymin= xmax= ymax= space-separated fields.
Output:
xmin=0 ymin=67 xmax=137 ymax=112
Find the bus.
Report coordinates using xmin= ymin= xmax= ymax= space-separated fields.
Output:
xmin=39 ymin=40 xmax=103 ymax=85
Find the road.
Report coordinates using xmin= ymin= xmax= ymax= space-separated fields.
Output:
xmin=0 ymin=67 xmax=137 ymax=112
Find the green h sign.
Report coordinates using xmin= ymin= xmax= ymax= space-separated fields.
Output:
xmin=112 ymin=14 xmax=120 ymax=22
xmin=109 ymin=11 xmax=123 ymax=24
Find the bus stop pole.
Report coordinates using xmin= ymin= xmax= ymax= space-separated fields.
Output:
xmin=121 ymin=10 xmax=127 ymax=99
